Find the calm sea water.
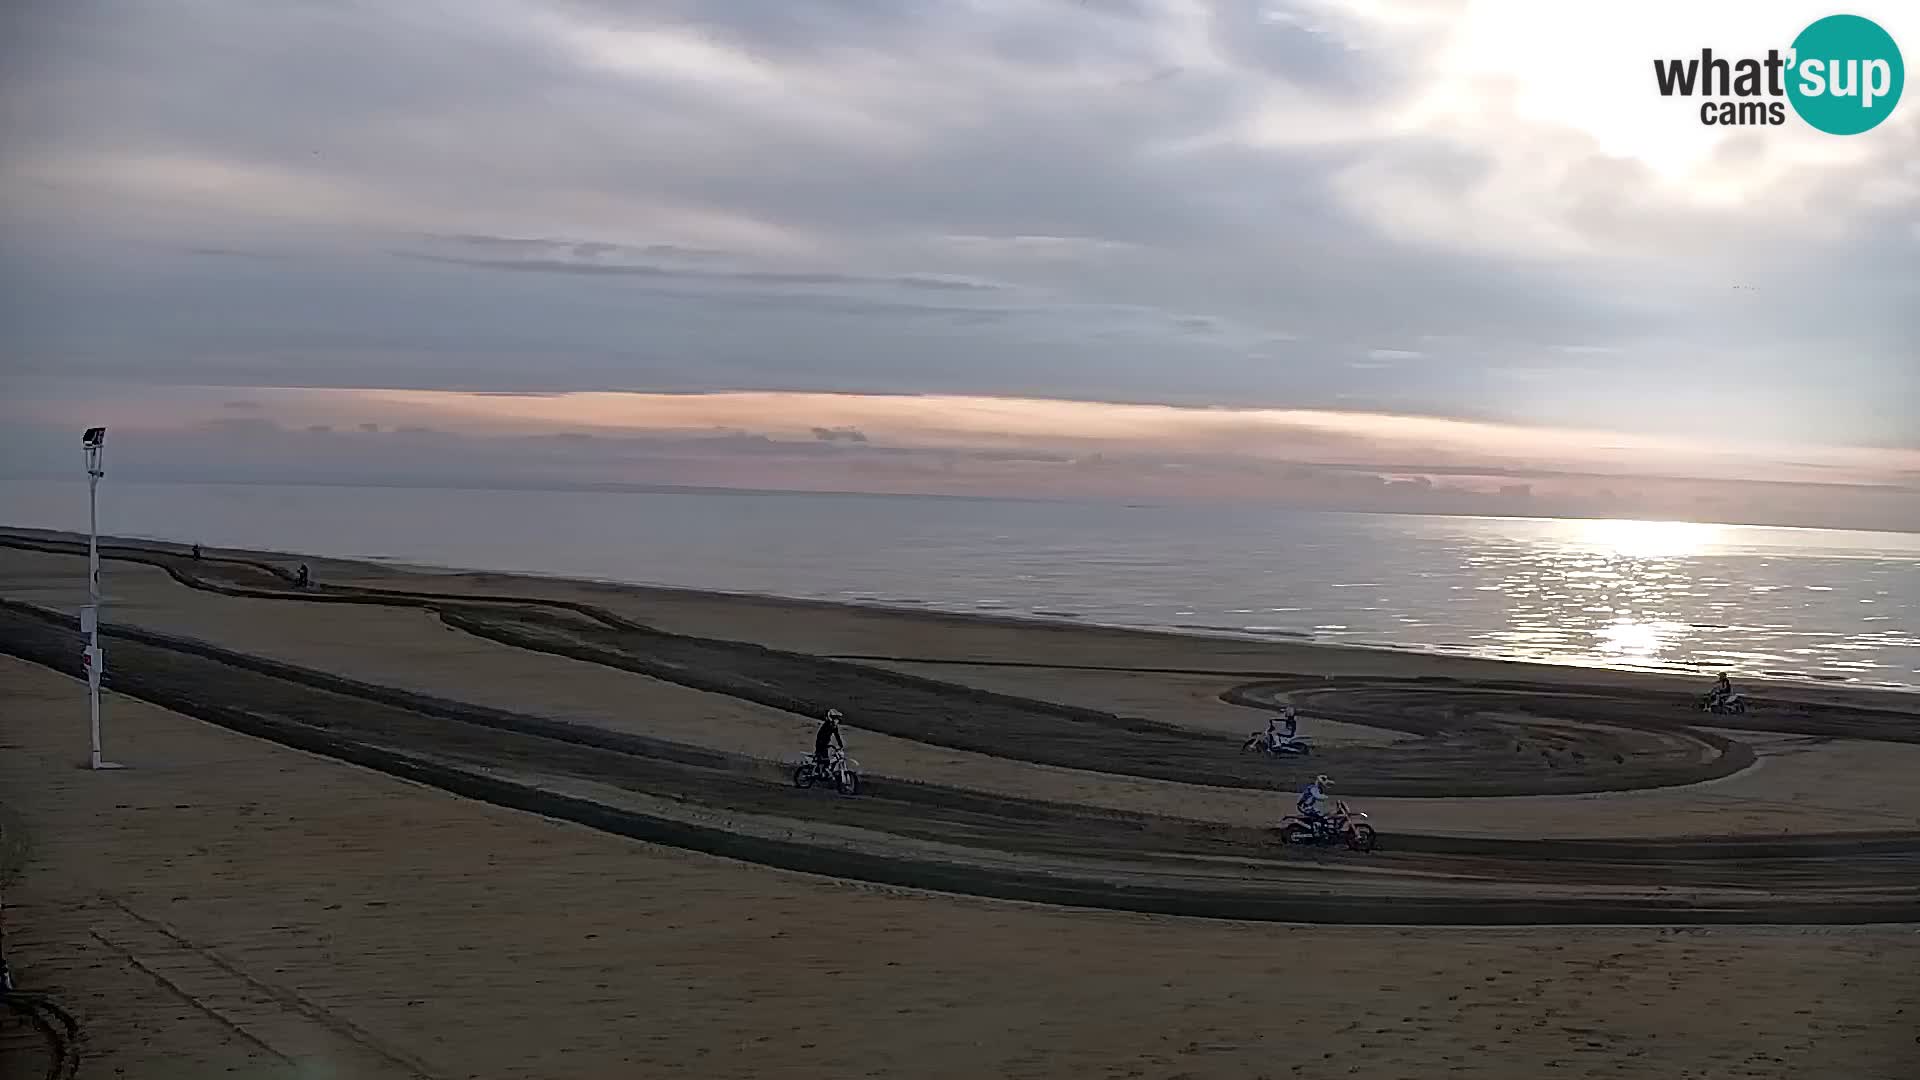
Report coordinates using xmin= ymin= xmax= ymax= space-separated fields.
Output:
xmin=4 ymin=478 xmax=1917 ymax=688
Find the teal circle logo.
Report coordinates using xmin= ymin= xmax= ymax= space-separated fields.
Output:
xmin=1787 ymin=14 xmax=1904 ymax=135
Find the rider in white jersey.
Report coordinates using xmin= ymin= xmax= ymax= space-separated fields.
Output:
xmin=1297 ymin=774 xmax=1334 ymax=831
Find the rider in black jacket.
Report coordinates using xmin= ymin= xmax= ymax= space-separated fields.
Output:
xmin=814 ymin=708 xmax=846 ymax=768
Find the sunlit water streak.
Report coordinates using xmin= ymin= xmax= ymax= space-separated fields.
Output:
xmin=4 ymin=478 xmax=1916 ymax=689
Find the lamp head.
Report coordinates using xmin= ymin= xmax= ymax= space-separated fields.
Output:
xmin=82 ymin=427 xmax=107 ymax=448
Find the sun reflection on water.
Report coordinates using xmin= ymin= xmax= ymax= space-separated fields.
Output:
xmin=1595 ymin=618 xmax=1689 ymax=659
xmin=1484 ymin=519 xmax=1740 ymax=672
xmin=1561 ymin=518 xmax=1728 ymax=560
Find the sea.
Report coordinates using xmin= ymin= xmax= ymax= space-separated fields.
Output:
xmin=3 ymin=477 xmax=1916 ymax=689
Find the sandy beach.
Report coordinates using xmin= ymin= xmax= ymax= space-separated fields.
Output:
xmin=2 ymin=528 xmax=1918 ymax=1077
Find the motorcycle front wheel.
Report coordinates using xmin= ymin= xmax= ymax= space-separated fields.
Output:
xmin=1346 ymin=824 xmax=1377 ymax=852
xmin=835 ymin=770 xmax=860 ymax=796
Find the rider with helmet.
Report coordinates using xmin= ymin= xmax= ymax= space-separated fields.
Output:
xmin=814 ymin=708 xmax=846 ymax=770
xmin=1298 ymin=773 xmax=1334 ymax=832
xmin=1265 ymin=705 xmax=1299 ymax=751
xmin=1710 ymin=672 xmax=1733 ymax=702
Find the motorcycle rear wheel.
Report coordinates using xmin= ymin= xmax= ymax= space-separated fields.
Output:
xmin=1279 ymin=822 xmax=1313 ymax=845
xmin=792 ymin=764 xmax=816 ymax=789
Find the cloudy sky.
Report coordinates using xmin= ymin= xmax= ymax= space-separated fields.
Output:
xmin=1 ymin=0 xmax=1916 ymax=528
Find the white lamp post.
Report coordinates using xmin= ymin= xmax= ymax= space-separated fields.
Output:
xmin=81 ymin=426 xmax=123 ymax=770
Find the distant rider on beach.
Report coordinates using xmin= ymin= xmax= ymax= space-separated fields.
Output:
xmin=1707 ymin=671 xmax=1734 ymax=706
xmin=814 ymin=708 xmax=846 ymax=770
xmin=1298 ymin=773 xmax=1333 ymax=833
xmin=1264 ymin=705 xmax=1299 ymax=751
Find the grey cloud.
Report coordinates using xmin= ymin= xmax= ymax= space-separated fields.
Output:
xmin=434 ymin=234 xmax=729 ymax=262
xmin=562 ymin=0 xmax=940 ymax=59
xmin=186 ymin=247 xmax=294 ymax=261
xmin=968 ymin=448 xmax=1075 ymax=463
xmin=1208 ymin=0 xmax=1423 ymax=100
xmin=1063 ymin=0 xmax=1160 ymax=19
xmin=393 ymin=250 xmax=1009 ymax=294
xmin=0 ymin=0 xmax=1911 ymax=449
xmin=811 ymin=426 xmax=869 ymax=443
xmin=195 ymin=415 xmax=279 ymax=434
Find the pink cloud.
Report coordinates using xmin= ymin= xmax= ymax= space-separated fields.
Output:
xmin=344 ymin=388 xmax=1920 ymax=488
xmin=11 ymin=383 xmax=1916 ymax=530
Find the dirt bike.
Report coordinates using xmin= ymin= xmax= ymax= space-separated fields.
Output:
xmin=792 ymin=747 xmax=862 ymax=795
xmin=1696 ymin=692 xmax=1749 ymax=715
xmin=1277 ymin=800 xmax=1375 ymax=851
xmin=1241 ymin=732 xmax=1312 ymax=756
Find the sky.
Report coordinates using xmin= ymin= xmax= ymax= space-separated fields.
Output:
xmin=1 ymin=0 xmax=1916 ymax=529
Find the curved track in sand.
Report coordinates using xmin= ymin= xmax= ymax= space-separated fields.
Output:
xmin=3 ymin=534 xmax=1917 ymax=925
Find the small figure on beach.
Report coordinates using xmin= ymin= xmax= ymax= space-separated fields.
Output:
xmin=294 ymin=563 xmax=311 ymax=590
xmin=190 ymin=543 xmax=202 ymax=561
xmin=792 ymin=707 xmax=861 ymax=794
xmin=1241 ymin=704 xmax=1312 ymax=756
xmin=1263 ymin=705 xmax=1299 ymax=752
xmin=814 ymin=708 xmax=846 ymax=770
xmin=1698 ymin=672 xmax=1748 ymax=714
xmin=1296 ymin=773 xmax=1334 ymax=834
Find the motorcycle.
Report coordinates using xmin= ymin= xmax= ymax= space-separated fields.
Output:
xmin=791 ymin=747 xmax=862 ymax=795
xmin=1696 ymin=692 xmax=1749 ymax=715
xmin=1241 ymin=731 xmax=1312 ymax=756
xmin=1277 ymin=800 xmax=1376 ymax=852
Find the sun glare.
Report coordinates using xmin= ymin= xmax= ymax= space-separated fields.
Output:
xmin=1595 ymin=619 xmax=1672 ymax=659
xmin=1566 ymin=518 xmax=1727 ymax=559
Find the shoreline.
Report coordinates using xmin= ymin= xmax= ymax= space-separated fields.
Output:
xmin=6 ymin=522 xmax=1911 ymax=697
xmin=3 ymin=533 xmax=1917 ymax=888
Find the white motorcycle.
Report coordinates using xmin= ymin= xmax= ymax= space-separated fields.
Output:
xmin=1242 ymin=731 xmax=1313 ymax=756
xmin=1277 ymin=800 xmax=1376 ymax=851
xmin=791 ymin=747 xmax=862 ymax=795
xmin=1696 ymin=691 xmax=1750 ymax=715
